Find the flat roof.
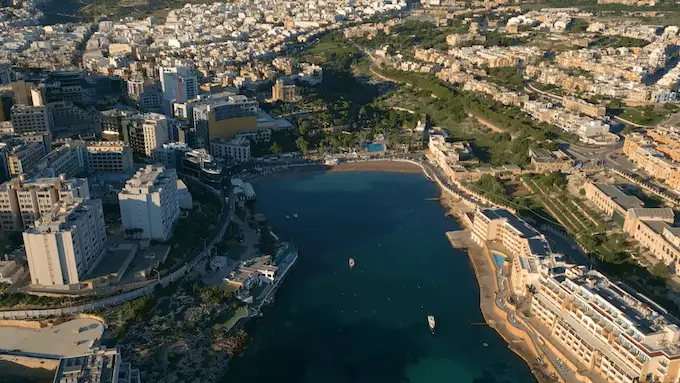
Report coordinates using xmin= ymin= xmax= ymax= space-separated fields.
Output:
xmin=0 ymin=318 xmax=103 ymax=359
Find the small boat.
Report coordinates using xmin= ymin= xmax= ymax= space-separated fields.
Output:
xmin=483 ymin=343 xmax=489 ymax=347
xmin=293 ymin=213 xmax=299 ymax=219
xmin=349 ymin=258 xmax=355 ymax=268
xmin=428 ymin=315 xmax=436 ymax=334
xmin=285 ymin=215 xmax=290 ymax=219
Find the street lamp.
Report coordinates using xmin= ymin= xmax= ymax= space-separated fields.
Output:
xmin=151 ymin=268 xmax=160 ymax=283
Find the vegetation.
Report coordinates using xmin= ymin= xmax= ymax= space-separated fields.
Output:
xmin=485 ymin=66 xmax=525 ymax=91
xmin=588 ymin=35 xmax=649 ymax=49
xmin=606 ymin=100 xmax=675 ymax=126
xmin=113 ymin=295 xmax=157 ymax=339
xmin=353 ymin=20 xmax=467 ymax=51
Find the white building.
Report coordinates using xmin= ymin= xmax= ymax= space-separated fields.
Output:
xmin=119 ymin=165 xmax=180 ymax=241
xmin=159 ymin=66 xmax=198 ymax=104
xmin=23 ymin=198 xmax=106 ymax=287
xmin=210 ymin=137 xmax=251 ymax=163
xmin=53 ymin=347 xmax=141 ymax=383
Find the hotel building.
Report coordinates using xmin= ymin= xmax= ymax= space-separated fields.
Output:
xmin=532 ymin=265 xmax=680 ymax=383
xmin=23 ymin=198 xmax=106 ymax=287
xmin=118 ymin=165 xmax=180 ymax=241
xmin=472 ymin=209 xmax=552 ymax=296
xmin=193 ymin=94 xmax=259 ymax=141
xmin=0 ymin=175 xmax=89 ymax=231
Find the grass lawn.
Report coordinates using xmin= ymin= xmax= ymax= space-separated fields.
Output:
xmin=609 ymin=105 xmax=675 ymax=126
xmin=306 ymin=41 xmax=357 ymax=56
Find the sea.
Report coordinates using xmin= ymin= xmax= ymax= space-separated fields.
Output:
xmin=221 ymin=170 xmax=537 ymax=383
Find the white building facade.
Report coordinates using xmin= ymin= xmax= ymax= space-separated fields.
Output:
xmin=118 ymin=165 xmax=180 ymax=241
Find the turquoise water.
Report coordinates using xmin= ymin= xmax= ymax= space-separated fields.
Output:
xmin=492 ymin=253 xmax=506 ymax=267
xmin=222 ymin=171 xmax=536 ymax=383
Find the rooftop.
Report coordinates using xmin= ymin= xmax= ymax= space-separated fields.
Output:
xmin=594 ymin=183 xmax=644 ymax=211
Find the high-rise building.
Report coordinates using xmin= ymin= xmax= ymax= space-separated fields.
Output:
xmin=0 ymin=175 xmax=89 ymax=231
xmin=9 ymin=104 xmax=53 ymax=135
xmin=118 ymin=165 xmax=180 ymax=241
xmin=192 ymin=94 xmax=258 ymax=142
xmin=159 ymin=66 xmax=198 ymax=103
xmin=121 ymin=113 xmax=170 ymax=157
xmin=23 ymin=198 xmax=106 ymax=287
xmin=86 ymin=141 xmax=134 ymax=173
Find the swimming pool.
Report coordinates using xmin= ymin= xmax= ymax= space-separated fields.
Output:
xmin=492 ymin=253 xmax=506 ymax=267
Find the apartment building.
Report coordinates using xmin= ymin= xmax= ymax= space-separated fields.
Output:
xmin=119 ymin=165 xmax=180 ymax=241
xmin=48 ymin=101 xmax=100 ymax=138
xmin=623 ymin=133 xmax=680 ymax=190
xmin=32 ymin=142 xmax=87 ymax=179
xmin=23 ymin=198 xmax=106 ymax=287
xmin=472 ymin=209 xmax=552 ymax=295
xmin=86 ymin=141 xmax=134 ymax=173
xmin=623 ymin=208 xmax=680 ymax=265
xmin=121 ymin=113 xmax=170 ymax=157
xmin=152 ymin=142 xmax=191 ymax=169
xmin=159 ymin=66 xmax=198 ymax=103
xmin=584 ymin=182 xmax=644 ymax=220
xmin=0 ymin=175 xmax=89 ymax=231
xmin=648 ymin=127 xmax=680 ymax=162
xmin=53 ymin=347 xmax=141 ymax=383
xmin=532 ymin=266 xmax=680 ymax=383
xmin=7 ymin=141 xmax=46 ymax=176
xmin=210 ymin=137 xmax=251 ymax=163
xmin=562 ymin=97 xmax=606 ymax=119
xmin=9 ymin=104 xmax=53 ymax=135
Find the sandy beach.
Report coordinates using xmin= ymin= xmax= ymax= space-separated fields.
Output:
xmin=328 ymin=160 xmax=422 ymax=173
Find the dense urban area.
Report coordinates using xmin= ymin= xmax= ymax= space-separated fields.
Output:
xmin=3 ymin=0 xmax=680 ymax=382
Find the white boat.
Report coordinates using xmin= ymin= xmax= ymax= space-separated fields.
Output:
xmin=285 ymin=215 xmax=290 ymax=219
xmin=293 ymin=213 xmax=299 ymax=219
xmin=349 ymin=258 xmax=355 ymax=268
xmin=428 ymin=315 xmax=436 ymax=334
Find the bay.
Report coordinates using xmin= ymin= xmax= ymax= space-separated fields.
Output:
xmin=222 ymin=170 xmax=537 ymax=383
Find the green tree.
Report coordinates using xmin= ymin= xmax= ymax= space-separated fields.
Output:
xmin=295 ymin=137 xmax=309 ymax=154
xmin=651 ymin=261 xmax=672 ymax=280
xmin=269 ymin=142 xmax=281 ymax=154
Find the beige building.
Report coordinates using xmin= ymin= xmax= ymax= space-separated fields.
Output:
xmin=584 ymin=182 xmax=643 ymax=220
xmin=472 ymin=209 xmax=551 ymax=296
xmin=121 ymin=113 xmax=170 ymax=157
xmin=7 ymin=141 xmax=47 ymax=176
xmin=23 ymin=198 xmax=106 ymax=287
xmin=9 ymin=104 xmax=53 ymax=135
xmin=624 ymin=208 xmax=680 ymax=265
xmin=86 ymin=141 xmax=134 ymax=173
xmin=529 ymin=147 xmax=573 ymax=172
xmin=532 ymin=266 xmax=680 ymax=383
xmin=623 ymin=133 xmax=680 ymax=190
xmin=271 ymin=79 xmax=299 ymax=102
xmin=0 ymin=175 xmax=89 ymax=231
xmin=562 ymin=97 xmax=606 ymax=119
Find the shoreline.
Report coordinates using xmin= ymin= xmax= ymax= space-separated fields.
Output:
xmin=251 ymin=159 xmax=556 ymax=382
xmin=440 ymin=195 xmax=557 ymax=383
